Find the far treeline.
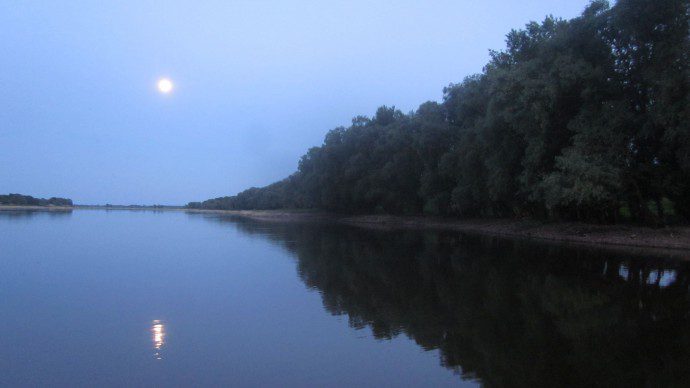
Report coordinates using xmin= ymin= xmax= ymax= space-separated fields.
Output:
xmin=189 ymin=0 xmax=690 ymax=224
xmin=0 ymin=194 xmax=73 ymax=207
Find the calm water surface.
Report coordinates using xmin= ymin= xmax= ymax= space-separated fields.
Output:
xmin=1 ymin=210 xmax=689 ymax=387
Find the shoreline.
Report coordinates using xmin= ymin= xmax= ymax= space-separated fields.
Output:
xmin=0 ymin=205 xmax=74 ymax=212
xmin=186 ymin=209 xmax=690 ymax=254
xmin=4 ymin=205 xmax=689 ymax=255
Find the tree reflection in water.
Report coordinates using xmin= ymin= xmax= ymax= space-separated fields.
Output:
xmin=207 ymin=215 xmax=690 ymax=387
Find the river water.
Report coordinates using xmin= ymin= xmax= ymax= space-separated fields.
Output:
xmin=1 ymin=210 xmax=688 ymax=387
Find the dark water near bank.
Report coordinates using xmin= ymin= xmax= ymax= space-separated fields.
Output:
xmin=1 ymin=210 xmax=690 ymax=387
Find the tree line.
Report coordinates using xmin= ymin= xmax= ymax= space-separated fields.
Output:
xmin=189 ymin=0 xmax=689 ymax=224
xmin=0 ymin=193 xmax=73 ymax=207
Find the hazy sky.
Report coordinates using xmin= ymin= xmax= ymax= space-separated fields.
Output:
xmin=1 ymin=0 xmax=592 ymax=205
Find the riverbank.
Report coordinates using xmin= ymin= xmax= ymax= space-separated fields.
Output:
xmin=5 ymin=205 xmax=689 ymax=254
xmin=0 ymin=205 xmax=73 ymax=212
xmin=186 ymin=209 xmax=690 ymax=253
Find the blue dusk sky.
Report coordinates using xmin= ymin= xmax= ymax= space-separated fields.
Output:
xmin=1 ymin=0 xmax=592 ymax=205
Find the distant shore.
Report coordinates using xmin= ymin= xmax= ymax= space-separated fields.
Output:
xmin=0 ymin=205 xmax=73 ymax=211
xmin=186 ymin=209 xmax=690 ymax=253
xmin=4 ymin=205 xmax=689 ymax=254
xmin=75 ymin=205 xmax=184 ymax=210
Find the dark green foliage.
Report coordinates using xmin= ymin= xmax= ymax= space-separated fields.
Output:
xmin=0 ymin=193 xmax=73 ymax=207
xmin=190 ymin=174 xmax=307 ymax=210
xmin=192 ymin=0 xmax=689 ymax=224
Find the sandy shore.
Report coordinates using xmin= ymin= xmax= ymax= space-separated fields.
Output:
xmin=186 ymin=209 xmax=690 ymax=253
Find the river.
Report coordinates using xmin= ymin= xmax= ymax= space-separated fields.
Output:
xmin=1 ymin=209 xmax=688 ymax=387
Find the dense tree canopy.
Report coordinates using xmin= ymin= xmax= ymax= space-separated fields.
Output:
xmin=0 ymin=193 xmax=73 ymax=207
xmin=191 ymin=0 xmax=689 ymax=224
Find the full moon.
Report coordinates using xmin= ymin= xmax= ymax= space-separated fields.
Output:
xmin=157 ymin=78 xmax=173 ymax=94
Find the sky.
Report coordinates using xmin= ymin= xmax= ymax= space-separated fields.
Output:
xmin=0 ymin=0 xmax=592 ymax=205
